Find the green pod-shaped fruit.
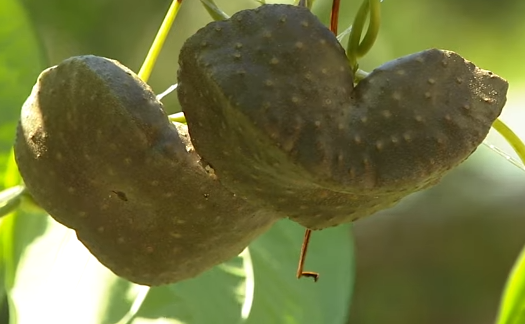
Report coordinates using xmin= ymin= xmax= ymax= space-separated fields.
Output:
xmin=15 ymin=56 xmax=277 ymax=286
xmin=178 ymin=4 xmax=508 ymax=229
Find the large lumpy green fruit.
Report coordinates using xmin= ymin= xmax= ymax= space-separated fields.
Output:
xmin=15 ymin=56 xmax=277 ymax=286
xmin=178 ymin=4 xmax=508 ymax=229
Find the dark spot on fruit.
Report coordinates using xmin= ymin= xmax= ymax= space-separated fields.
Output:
xmin=111 ymin=190 xmax=128 ymax=202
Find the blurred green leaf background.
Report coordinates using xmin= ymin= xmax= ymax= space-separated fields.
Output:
xmin=0 ymin=0 xmax=524 ymax=323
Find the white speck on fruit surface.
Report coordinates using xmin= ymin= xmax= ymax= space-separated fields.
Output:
xmin=151 ymin=180 xmax=159 ymax=186
xmin=163 ymin=192 xmax=174 ymax=198
xmin=301 ymin=20 xmax=309 ymax=27
xmin=264 ymin=79 xmax=274 ymax=87
xmin=382 ymin=110 xmax=392 ymax=118
xmin=170 ymin=232 xmax=182 ymax=238
xmin=124 ymin=157 xmax=132 ymax=165
xmin=295 ymin=41 xmax=304 ymax=49
xmin=444 ymin=114 xmax=452 ymax=121
xmin=403 ymin=132 xmax=412 ymax=141
xmin=415 ymin=55 xmax=424 ymax=63
xmin=118 ymin=237 xmax=125 ymax=244
xmin=338 ymin=123 xmax=345 ymax=130
xmin=97 ymin=226 xmax=104 ymax=233
xmin=392 ymin=92 xmax=401 ymax=100
xmin=235 ymin=42 xmax=242 ymax=49
xmin=415 ymin=115 xmax=424 ymax=122
xmin=314 ymin=120 xmax=321 ymax=127
xmin=354 ymin=134 xmax=362 ymax=144
xmin=428 ymin=78 xmax=436 ymax=85
xmin=262 ymin=30 xmax=272 ymax=38
xmin=321 ymin=68 xmax=328 ymax=74
xmin=396 ymin=69 xmax=406 ymax=76
xmin=304 ymin=72 xmax=313 ymax=81
xmin=176 ymin=219 xmax=186 ymax=224
xmin=424 ymin=92 xmax=432 ymax=99
xmin=67 ymin=187 xmax=75 ymax=193
xmin=214 ymin=26 xmax=222 ymax=32
xmin=101 ymin=203 xmax=109 ymax=210
xmin=360 ymin=116 xmax=368 ymax=123
xmin=376 ymin=141 xmax=384 ymax=150
xmin=56 ymin=152 xmax=63 ymax=161
xmin=291 ymin=96 xmax=300 ymax=103
xmin=233 ymin=52 xmax=241 ymax=60
xmin=463 ymin=104 xmax=470 ymax=110
xmin=319 ymin=39 xmax=327 ymax=45
xmin=323 ymin=98 xmax=332 ymax=106
xmin=391 ymin=135 xmax=399 ymax=144
xmin=456 ymin=77 xmax=463 ymax=84
xmin=196 ymin=204 xmax=206 ymax=210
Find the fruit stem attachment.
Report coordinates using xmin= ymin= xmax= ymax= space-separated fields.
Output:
xmin=296 ymin=229 xmax=319 ymax=282
xmin=492 ymin=118 xmax=525 ymax=166
xmin=346 ymin=0 xmax=381 ymax=71
xmin=138 ymin=0 xmax=183 ymax=82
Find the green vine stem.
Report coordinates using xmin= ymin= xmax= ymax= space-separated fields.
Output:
xmin=138 ymin=0 xmax=183 ymax=82
xmin=492 ymin=118 xmax=525 ymax=165
xmin=201 ymin=0 xmax=230 ymax=20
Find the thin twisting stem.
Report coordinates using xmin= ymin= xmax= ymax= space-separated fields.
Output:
xmin=330 ymin=0 xmax=341 ymax=35
xmin=492 ymin=119 xmax=525 ymax=165
xmin=296 ymin=229 xmax=319 ymax=282
xmin=356 ymin=0 xmax=381 ymax=57
xmin=346 ymin=0 xmax=381 ymax=71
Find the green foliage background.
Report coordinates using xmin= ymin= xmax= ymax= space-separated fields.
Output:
xmin=0 ymin=0 xmax=524 ymax=323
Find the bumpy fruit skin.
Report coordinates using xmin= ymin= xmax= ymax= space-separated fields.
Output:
xmin=15 ymin=56 xmax=277 ymax=286
xmin=178 ymin=4 xmax=508 ymax=229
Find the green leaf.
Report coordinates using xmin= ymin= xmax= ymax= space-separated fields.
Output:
xmin=496 ymin=247 xmax=525 ymax=324
xmin=3 ymin=209 xmax=353 ymax=324
xmin=247 ymin=220 xmax=354 ymax=324
xmin=4 ymin=207 xmax=249 ymax=324
xmin=0 ymin=0 xmax=46 ymax=190
xmin=131 ymin=220 xmax=355 ymax=324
